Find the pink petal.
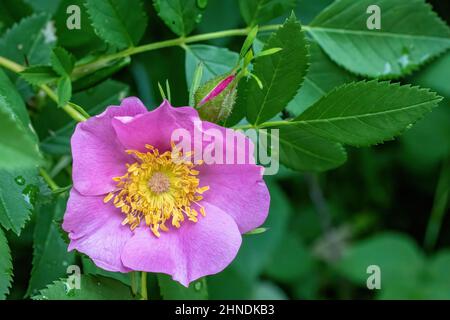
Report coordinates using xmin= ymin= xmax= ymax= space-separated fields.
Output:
xmin=198 ymin=122 xmax=270 ymax=233
xmin=112 ymin=100 xmax=199 ymax=153
xmin=63 ymin=188 xmax=133 ymax=273
xmin=72 ymin=97 xmax=147 ymax=196
xmin=120 ymin=202 xmax=242 ymax=287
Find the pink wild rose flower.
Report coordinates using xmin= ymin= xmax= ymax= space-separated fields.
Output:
xmin=62 ymin=97 xmax=270 ymax=286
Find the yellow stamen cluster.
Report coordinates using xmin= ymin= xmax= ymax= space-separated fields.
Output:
xmin=104 ymin=143 xmax=209 ymax=237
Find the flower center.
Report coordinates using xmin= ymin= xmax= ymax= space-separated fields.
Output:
xmin=148 ymin=172 xmax=170 ymax=193
xmin=104 ymin=143 xmax=209 ymax=237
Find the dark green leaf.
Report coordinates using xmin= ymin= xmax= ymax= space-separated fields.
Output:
xmin=0 ymin=168 xmax=41 ymax=235
xmin=264 ymin=232 xmax=315 ymax=283
xmin=0 ymin=13 xmax=55 ymax=65
xmin=51 ymin=47 xmax=75 ymax=76
xmin=241 ymin=14 xmax=309 ymax=125
xmin=239 ymin=0 xmax=296 ymax=26
xmin=292 ymin=81 xmax=442 ymax=146
xmin=287 ymin=42 xmax=357 ymax=116
xmin=82 ymin=257 xmax=130 ymax=286
xmin=56 ymin=76 xmax=72 ymax=107
xmin=157 ymin=274 xmax=208 ymax=300
xmin=271 ymin=126 xmax=347 ymax=172
xmin=0 ymin=228 xmax=13 ymax=300
xmin=85 ymin=0 xmax=148 ymax=49
xmin=26 ymin=196 xmax=76 ymax=297
xmin=154 ymin=0 xmax=204 ymax=36
xmin=33 ymin=275 xmax=134 ymax=300
xmin=19 ymin=65 xmax=59 ymax=85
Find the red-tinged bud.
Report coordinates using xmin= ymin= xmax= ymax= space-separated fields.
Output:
xmin=194 ymin=74 xmax=237 ymax=124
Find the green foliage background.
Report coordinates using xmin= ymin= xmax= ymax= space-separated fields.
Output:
xmin=0 ymin=0 xmax=449 ymax=300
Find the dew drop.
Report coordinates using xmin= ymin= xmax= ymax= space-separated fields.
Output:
xmin=194 ymin=281 xmax=202 ymax=291
xmin=195 ymin=14 xmax=203 ymax=23
xmin=14 ymin=176 xmax=26 ymax=186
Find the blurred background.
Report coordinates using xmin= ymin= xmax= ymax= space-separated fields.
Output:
xmin=2 ymin=0 xmax=449 ymax=299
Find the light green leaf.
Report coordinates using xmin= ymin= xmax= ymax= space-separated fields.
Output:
xmin=292 ymin=80 xmax=442 ymax=146
xmin=337 ymin=233 xmax=424 ymax=287
xmin=0 ymin=97 xmax=42 ymax=170
xmin=184 ymin=45 xmax=238 ymax=89
xmin=287 ymin=42 xmax=357 ymax=116
xmin=56 ymin=76 xmax=72 ymax=107
xmin=0 ymin=13 xmax=55 ymax=65
xmin=50 ymin=47 xmax=75 ymax=76
xmin=33 ymin=275 xmax=134 ymax=300
xmin=239 ymin=0 xmax=296 ymax=26
xmin=41 ymin=80 xmax=129 ymax=155
xmin=153 ymin=0 xmax=205 ymax=36
xmin=19 ymin=65 xmax=59 ymax=85
xmin=241 ymin=14 xmax=309 ymax=125
xmin=0 ymin=168 xmax=41 ymax=235
xmin=26 ymin=196 xmax=76 ymax=297
xmin=0 ymin=228 xmax=13 ymax=300
xmin=309 ymin=0 xmax=450 ymax=78
xmin=270 ymin=126 xmax=347 ymax=172
xmin=157 ymin=274 xmax=208 ymax=300
xmin=85 ymin=0 xmax=148 ymax=49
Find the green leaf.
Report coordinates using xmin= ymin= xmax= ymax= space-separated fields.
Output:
xmin=0 ymin=169 xmax=42 ymax=235
xmin=23 ymin=0 xmax=62 ymax=14
xmin=0 ymin=97 xmax=42 ymax=170
xmin=287 ymin=42 xmax=357 ymax=116
xmin=239 ymin=0 xmax=296 ymax=26
xmin=0 ymin=13 xmax=55 ymax=65
xmin=41 ymin=80 xmax=129 ymax=155
xmin=309 ymin=0 xmax=450 ymax=78
xmin=291 ymin=80 xmax=442 ymax=146
xmin=184 ymin=44 xmax=239 ymax=89
xmin=50 ymin=47 xmax=75 ymax=76
xmin=82 ymin=257 xmax=130 ymax=286
xmin=241 ymin=14 xmax=309 ymax=125
xmin=153 ymin=0 xmax=205 ymax=36
xmin=337 ymin=233 xmax=424 ymax=287
xmin=33 ymin=275 xmax=134 ymax=300
xmin=264 ymin=232 xmax=315 ymax=283
xmin=85 ymin=0 xmax=148 ymax=49
xmin=0 ymin=69 xmax=33 ymax=129
xmin=0 ymin=228 xmax=13 ymax=300
xmin=234 ymin=179 xmax=290 ymax=279
xmin=270 ymin=126 xmax=347 ymax=172
xmin=56 ymin=76 xmax=72 ymax=107
xmin=410 ymin=51 xmax=450 ymax=100
xmin=19 ymin=65 xmax=59 ymax=85
xmin=157 ymin=274 xmax=208 ymax=300
xmin=26 ymin=196 xmax=76 ymax=297
xmin=0 ymin=0 xmax=33 ymax=30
